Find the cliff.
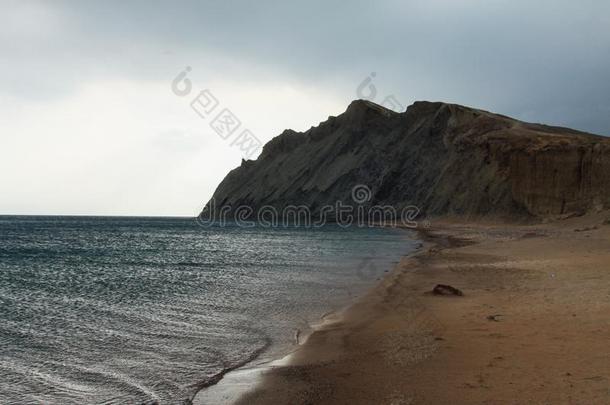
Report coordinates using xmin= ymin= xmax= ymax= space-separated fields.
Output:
xmin=201 ymin=100 xmax=610 ymax=221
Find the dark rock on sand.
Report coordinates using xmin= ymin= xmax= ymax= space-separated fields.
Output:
xmin=432 ymin=284 xmax=464 ymax=296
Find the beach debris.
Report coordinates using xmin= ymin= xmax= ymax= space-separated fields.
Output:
xmin=487 ymin=314 xmax=503 ymax=322
xmin=432 ymin=284 xmax=463 ymax=296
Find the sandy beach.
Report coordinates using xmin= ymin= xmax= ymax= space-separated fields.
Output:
xmin=232 ymin=214 xmax=610 ymax=404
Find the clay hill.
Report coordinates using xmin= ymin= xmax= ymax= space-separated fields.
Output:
xmin=202 ymin=100 xmax=610 ymax=221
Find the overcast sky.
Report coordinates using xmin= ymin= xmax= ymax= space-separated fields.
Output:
xmin=1 ymin=0 xmax=609 ymax=216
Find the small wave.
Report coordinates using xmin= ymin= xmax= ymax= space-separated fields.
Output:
xmin=184 ymin=334 xmax=272 ymax=404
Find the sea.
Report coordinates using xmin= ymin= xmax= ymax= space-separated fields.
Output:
xmin=0 ymin=216 xmax=418 ymax=404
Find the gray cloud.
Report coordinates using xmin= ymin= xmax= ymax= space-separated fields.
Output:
xmin=1 ymin=0 xmax=610 ymax=215
xmin=2 ymin=0 xmax=609 ymax=133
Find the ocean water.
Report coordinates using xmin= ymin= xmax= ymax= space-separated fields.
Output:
xmin=0 ymin=216 xmax=417 ymax=404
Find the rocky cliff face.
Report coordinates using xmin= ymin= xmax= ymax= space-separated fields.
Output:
xmin=202 ymin=100 xmax=610 ymax=221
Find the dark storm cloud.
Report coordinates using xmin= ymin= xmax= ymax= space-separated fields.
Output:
xmin=2 ymin=0 xmax=610 ymax=134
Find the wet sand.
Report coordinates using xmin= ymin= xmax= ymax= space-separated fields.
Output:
xmin=233 ymin=214 xmax=610 ymax=404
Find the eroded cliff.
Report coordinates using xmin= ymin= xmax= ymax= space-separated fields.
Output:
xmin=202 ymin=100 xmax=610 ymax=221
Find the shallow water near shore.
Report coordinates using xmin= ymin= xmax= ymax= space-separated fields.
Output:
xmin=0 ymin=216 xmax=417 ymax=404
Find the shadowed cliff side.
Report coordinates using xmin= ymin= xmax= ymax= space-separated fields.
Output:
xmin=201 ymin=100 xmax=610 ymax=220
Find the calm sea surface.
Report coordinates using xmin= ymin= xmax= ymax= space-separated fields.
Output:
xmin=0 ymin=216 xmax=418 ymax=404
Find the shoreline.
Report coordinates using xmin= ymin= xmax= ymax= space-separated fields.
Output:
xmin=213 ymin=229 xmax=437 ymax=404
xmin=186 ymin=336 xmax=271 ymax=403
xmin=191 ymin=304 xmax=350 ymax=405
xmin=228 ymin=214 xmax=610 ymax=404
xmin=192 ymin=227 xmax=421 ymax=404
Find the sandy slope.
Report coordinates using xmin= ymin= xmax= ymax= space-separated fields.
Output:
xmin=234 ymin=215 xmax=610 ymax=404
